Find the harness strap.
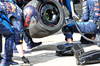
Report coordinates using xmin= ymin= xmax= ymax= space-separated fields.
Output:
xmin=0 ymin=14 xmax=3 ymax=23
xmin=0 ymin=18 xmax=3 ymax=23
xmin=0 ymin=13 xmax=10 ymax=23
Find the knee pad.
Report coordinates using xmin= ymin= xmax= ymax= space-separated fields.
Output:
xmin=62 ymin=26 xmax=71 ymax=35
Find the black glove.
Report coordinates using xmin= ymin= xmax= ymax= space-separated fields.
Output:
xmin=21 ymin=56 xmax=30 ymax=63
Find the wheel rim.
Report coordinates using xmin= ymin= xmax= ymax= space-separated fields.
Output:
xmin=39 ymin=2 xmax=60 ymax=27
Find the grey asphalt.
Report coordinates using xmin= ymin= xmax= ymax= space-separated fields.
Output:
xmin=1 ymin=2 xmax=100 ymax=66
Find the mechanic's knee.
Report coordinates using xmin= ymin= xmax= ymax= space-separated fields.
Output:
xmin=62 ymin=26 xmax=70 ymax=35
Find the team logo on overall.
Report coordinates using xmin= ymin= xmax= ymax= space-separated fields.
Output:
xmin=24 ymin=10 xmax=33 ymax=27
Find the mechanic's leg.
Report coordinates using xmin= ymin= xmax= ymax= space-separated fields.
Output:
xmin=11 ymin=18 xmax=24 ymax=57
xmin=11 ymin=18 xmax=29 ymax=63
xmin=23 ymin=30 xmax=42 ymax=49
xmin=56 ymin=29 xmax=74 ymax=56
xmin=57 ymin=22 xmax=78 ymax=50
xmin=77 ymin=22 xmax=97 ymax=44
xmin=0 ymin=34 xmax=2 ymax=62
xmin=66 ymin=0 xmax=78 ymax=19
xmin=66 ymin=0 xmax=73 ymax=19
xmin=69 ymin=21 xmax=97 ymax=44
xmin=65 ymin=21 xmax=97 ymax=34
xmin=57 ymin=23 xmax=76 ymax=50
xmin=64 ymin=21 xmax=97 ymax=33
xmin=72 ymin=0 xmax=78 ymax=16
xmin=23 ymin=30 xmax=33 ymax=46
xmin=57 ymin=21 xmax=97 ymax=51
xmin=76 ymin=21 xmax=97 ymax=33
xmin=0 ymin=19 xmax=18 ymax=65
xmin=63 ymin=23 xmax=78 ymax=44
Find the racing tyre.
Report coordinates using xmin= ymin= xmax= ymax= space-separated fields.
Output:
xmin=25 ymin=0 xmax=65 ymax=38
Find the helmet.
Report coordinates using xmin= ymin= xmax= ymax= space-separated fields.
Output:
xmin=23 ymin=5 xmax=40 ymax=28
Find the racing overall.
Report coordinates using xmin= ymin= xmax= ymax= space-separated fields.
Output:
xmin=0 ymin=2 xmax=14 ymax=63
xmin=65 ymin=0 xmax=79 ymax=19
xmin=0 ymin=0 xmax=23 ymax=51
xmin=0 ymin=1 xmax=23 ymax=63
xmin=0 ymin=0 xmax=35 ymax=50
xmin=63 ymin=0 xmax=99 ymax=40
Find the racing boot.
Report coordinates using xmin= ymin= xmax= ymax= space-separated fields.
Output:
xmin=0 ymin=59 xmax=18 ymax=66
xmin=56 ymin=43 xmax=74 ymax=56
xmin=27 ymin=42 xmax=42 ymax=50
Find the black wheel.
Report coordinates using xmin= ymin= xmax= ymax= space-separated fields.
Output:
xmin=25 ymin=0 xmax=65 ymax=38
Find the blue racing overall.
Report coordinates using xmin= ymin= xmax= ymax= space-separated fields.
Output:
xmin=0 ymin=2 xmax=23 ymax=43
xmin=0 ymin=0 xmax=22 ymax=55
xmin=63 ymin=0 xmax=100 ymax=40
xmin=0 ymin=0 xmax=35 ymax=52
xmin=0 ymin=13 xmax=14 ymax=61
xmin=0 ymin=2 xmax=23 ymax=65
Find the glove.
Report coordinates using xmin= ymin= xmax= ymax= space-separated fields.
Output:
xmin=21 ymin=56 xmax=30 ymax=63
